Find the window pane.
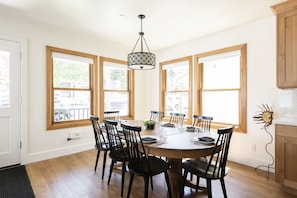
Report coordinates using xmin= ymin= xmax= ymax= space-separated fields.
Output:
xmin=53 ymin=58 xmax=89 ymax=89
xmin=54 ymin=90 xmax=90 ymax=121
xmin=165 ymin=92 xmax=188 ymax=117
xmin=104 ymin=65 xmax=127 ymax=90
xmin=0 ymin=51 xmax=10 ymax=108
xmin=166 ymin=65 xmax=189 ymax=91
xmin=104 ymin=92 xmax=128 ymax=116
xmin=203 ymin=56 xmax=240 ymax=89
xmin=202 ymin=90 xmax=239 ymax=124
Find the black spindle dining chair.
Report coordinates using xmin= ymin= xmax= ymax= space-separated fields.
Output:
xmin=182 ymin=126 xmax=234 ymax=198
xmin=192 ymin=115 xmax=213 ymax=131
xmin=90 ymin=116 xmax=110 ymax=180
xmin=104 ymin=110 xmax=120 ymax=120
xmin=104 ymin=119 xmax=129 ymax=198
xmin=169 ymin=112 xmax=186 ymax=125
xmin=121 ymin=123 xmax=172 ymax=198
xmin=150 ymin=111 xmax=164 ymax=122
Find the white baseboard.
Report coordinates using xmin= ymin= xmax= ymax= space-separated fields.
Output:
xmin=24 ymin=142 xmax=94 ymax=164
xmin=228 ymin=152 xmax=275 ymax=173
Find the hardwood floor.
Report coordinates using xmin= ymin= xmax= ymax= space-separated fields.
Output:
xmin=26 ymin=149 xmax=295 ymax=198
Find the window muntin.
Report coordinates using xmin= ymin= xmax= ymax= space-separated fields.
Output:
xmin=160 ymin=56 xmax=192 ymax=124
xmin=46 ymin=46 xmax=98 ymax=130
xmin=100 ymin=57 xmax=134 ymax=119
xmin=194 ymin=44 xmax=247 ymax=133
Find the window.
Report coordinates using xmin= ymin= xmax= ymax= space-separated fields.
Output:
xmin=100 ymin=57 xmax=134 ymax=120
xmin=0 ymin=51 xmax=10 ymax=108
xmin=46 ymin=46 xmax=98 ymax=130
xmin=160 ymin=56 xmax=192 ymax=124
xmin=194 ymin=44 xmax=247 ymax=133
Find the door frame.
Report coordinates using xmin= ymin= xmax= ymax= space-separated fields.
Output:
xmin=0 ymin=33 xmax=28 ymax=165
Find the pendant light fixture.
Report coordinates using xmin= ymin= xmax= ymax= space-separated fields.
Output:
xmin=128 ymin=14 xmax=155 ymax=70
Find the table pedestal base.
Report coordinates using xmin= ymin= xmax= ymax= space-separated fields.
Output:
xmin=167 ymin=158 xmax=182 ymax=198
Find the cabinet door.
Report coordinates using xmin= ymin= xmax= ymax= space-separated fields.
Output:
xmin=276 ymin=134 xmax=297 ymax=189
xmin=277 ymin=9 xmax=297 ymax=88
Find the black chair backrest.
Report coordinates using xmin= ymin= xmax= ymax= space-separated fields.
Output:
xmin=90 ymin=115 xmax=108 ymax=149
xmin=104 ymin=110 xmax=120 ymax=120
xmin=169 ymin=112 xmax=186 ymax=125
xmin=192 ymin=115 xmax=213 ymax=131
xmin=121 ymin=123 xmax=150 ymax=171
xmin=103 ymin=119 xmax=125 ymax=153
xmin=206 ymin=126 xmax=234 ymax=178
xmin=150 ymin=111 xmax=164 ymax=122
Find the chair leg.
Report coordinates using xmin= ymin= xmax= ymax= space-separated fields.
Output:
xmin=127 ymin=173 xmax=134 ymax=198
xmin=107 ymin=160 xmax=115 ymax=185
xmin=120 ymin=162 xmax=126 ymax=198
xmin=195 ymin=176 xmax=200 ymax=192
xmin=101 ymin=151 xmax=108 ymax=180
xmin=164 ymin=172 xmax=172 ymax=198
xmin=181 ymin=170 xmax=188 ymax=198
xmin=144 ymin=176 xmax=149 ymax=198
xmin=206 ymin=179 xmax=212 ymax=198
xmin=94 ymin=150 xmax=100 ymax=171
xmin=220 ymin=178 xmax=227 ymax=198
xmin=150 ymin=176 xmax=154 ymax=190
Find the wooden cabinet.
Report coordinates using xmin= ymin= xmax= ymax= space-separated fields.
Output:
xmin=275 ymin=124 xmax=297 ymax=194
xmin=271 ymin=1 xmax=297 ymax=88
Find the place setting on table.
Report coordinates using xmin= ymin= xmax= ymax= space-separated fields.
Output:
xmin=116 ymin=118 xmax=220 ymax=198
xmin=185 ymin=126 xmax=217 ymax=145
xmin=112 ymin=118 xmax=218 ymax=159
xmin=124 ymin=119 xmax=217 ymax=149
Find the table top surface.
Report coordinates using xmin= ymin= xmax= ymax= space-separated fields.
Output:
xmin=122 ymin=120 xmax=217 ymax=159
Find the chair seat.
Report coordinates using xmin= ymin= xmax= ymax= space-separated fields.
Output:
xmin=129 ymin=156 xmax=170 ymax=176
xmin=182 ymin=157 xmax=228 ymax=179
xmin=109 ymin=148 xmax=129 ymax=162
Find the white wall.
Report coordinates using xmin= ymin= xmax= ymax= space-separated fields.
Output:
xmin=152 ymin=17 xmax=280 ymax=169
xmin=0 ymin=16 xmax=130 ymax=163
xmin=0 ymin=14 xmax=287 ymax=169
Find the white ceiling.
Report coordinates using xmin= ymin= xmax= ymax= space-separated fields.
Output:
xmin=0 ymin=0 xmax=286 ymax=51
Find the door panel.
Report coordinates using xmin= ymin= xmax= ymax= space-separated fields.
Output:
xmin=0 ymin=38 xmax=21 ymax=168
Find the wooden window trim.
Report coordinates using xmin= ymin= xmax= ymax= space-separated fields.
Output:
xmin=159 ymin=56 xmax=193 ymax=125
xmin=46 ymin=46 xmax=98 ymax=130
xmin=99 ymin=56 xmax=134 ymax=120
xmin=194 ymin=43 xmax=247 ymax=133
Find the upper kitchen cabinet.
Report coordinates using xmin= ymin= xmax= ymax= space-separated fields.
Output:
xmin=271 ymin=1 xmax=297 ymax=88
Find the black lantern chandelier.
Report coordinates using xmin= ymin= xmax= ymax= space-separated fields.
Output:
xmin=128 ymin=14 xmax=155 ymax=70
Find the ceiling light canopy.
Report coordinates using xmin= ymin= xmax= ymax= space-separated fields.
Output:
xmin=128 ymin=14 xmax=155 ymax=70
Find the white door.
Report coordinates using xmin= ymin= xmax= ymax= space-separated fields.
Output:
xmin=0 ymin=38 xmax=21 ymax=168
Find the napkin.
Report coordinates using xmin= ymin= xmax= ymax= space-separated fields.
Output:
xmin=162 ymin=123 xmax=175 ymax=127
xmin=198 ymin=136 xmax=215 ymax=142
xmin=141 ymin=137 xmax=157 ymax=141
xmin=186 ymin=126 xmax=195 ymax=132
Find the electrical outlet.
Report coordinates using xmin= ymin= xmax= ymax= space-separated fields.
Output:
xmin=250 ymin=144 xmax=256 ymax=152
xmin=70 ymin=130 xmax=83 ymax=139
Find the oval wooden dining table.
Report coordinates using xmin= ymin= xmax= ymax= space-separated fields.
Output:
xmin=140 ymin=125 xmax=216 ymax=198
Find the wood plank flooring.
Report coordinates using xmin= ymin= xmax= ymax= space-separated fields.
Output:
xmin=25 ymin=149 xmax=296 ymax=198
